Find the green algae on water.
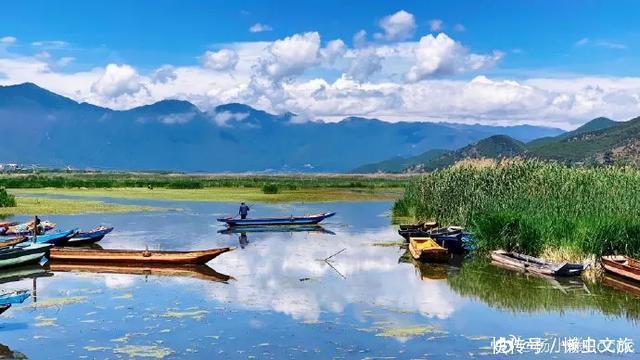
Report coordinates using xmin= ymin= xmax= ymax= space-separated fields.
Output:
xmin=113 ymin=345 xmax=174 ymax=359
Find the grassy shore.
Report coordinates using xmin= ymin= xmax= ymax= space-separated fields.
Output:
xmin=393 ymin=159 xmax=640 ymax=260
xmin=0 ymin=196 xmax=158 ymax=215
xmin=12 ymin=186 xmax=403 ymax=203
xmin=0 ymin=172 xmax=410 ymax=189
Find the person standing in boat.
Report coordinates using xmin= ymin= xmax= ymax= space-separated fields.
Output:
xmin=238 ymin=202 xmax=250 ymax=219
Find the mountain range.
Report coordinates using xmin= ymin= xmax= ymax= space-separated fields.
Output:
xmin=353 ymin=116 xmax=638 ymax=173
xmin=0 ymin=82 xmax=565 ymax=172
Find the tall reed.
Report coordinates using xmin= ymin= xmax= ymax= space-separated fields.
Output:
xmin=394 ymin=160 xmax=640 ymax=258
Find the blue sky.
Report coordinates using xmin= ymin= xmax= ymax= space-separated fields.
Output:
xmin=1 ymin=1 xmax=639 ymax=129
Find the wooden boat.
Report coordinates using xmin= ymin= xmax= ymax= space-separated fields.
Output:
xmin=27 ymin=228 xmax=79 ymax=246
xmin=218 ymin=212 xmax=335 ymax=227
xmin=0 ymin=243 xmax=52 ymax=269
xmin=67 ymin=226 xmax=114 ymax=245
xmin=48 ymin=263 xmax=234 ymax=283
xmin=601 ymin=256 xmax=640 ymax=282
xmin=0 ymin=289 xmax=30 ymax=306
xmin=0 ymin=236 xmax=28 ymax=249
xmin=398 ymin=226 xmax=463 ymax=240
xmin=409 ymin=237 xmax=449 ymax=263
xmin=399 ymin=227 xmax=467 ymax=253
xmin=50 ymin=246 xmax=234 ymax=265
xmin=0 ymin=305 xmax=10 ymax=315
xmin=490 ymin=250 xmax=584 ymax=277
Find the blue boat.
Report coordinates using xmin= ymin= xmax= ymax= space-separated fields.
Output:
xmin=67 ymin=226 xmax=114 ymax=245
xmin=0 ymin=243 xmax=52 ymax=269
xmin=218 ymin=212 xmax=336 ymax=227
xmin=28 ymin=228 xmax=79 ymax=246
xmin=0 ymin=289 xmax=30 ymax=306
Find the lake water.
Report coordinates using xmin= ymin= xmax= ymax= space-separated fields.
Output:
xmin=0 ymin=198 xmax=638 ymax=359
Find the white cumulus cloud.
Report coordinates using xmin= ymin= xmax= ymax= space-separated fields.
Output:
xmin=202 ymin=49 xmax=239 ymax=71
xmin=406 ymin=33 xmax=503 ymax=81
xmin=374 ymin=10 xmax=416 ymax=41
xmin=91 ymin=63 xmax=145 ymax=98
xmin=258 ymin=32 xmax=321 ymax=82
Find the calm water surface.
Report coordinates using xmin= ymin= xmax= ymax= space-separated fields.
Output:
xmin=0 ymin=198 xmax=638 ymax=359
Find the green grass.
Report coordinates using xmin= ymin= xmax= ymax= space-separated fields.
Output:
xmin=0 ymin=171 xmax=410 ymax=190
xmin=393 ymin=160 xmax=640 ymax=259
xmin=12 ymin=187 xmax=403 ymax=203
xmin=0 ymin=196 xmax=159 ymax=215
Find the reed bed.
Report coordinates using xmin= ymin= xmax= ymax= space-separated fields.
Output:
xmin=394 ymin=159 xmax=640 ymax=258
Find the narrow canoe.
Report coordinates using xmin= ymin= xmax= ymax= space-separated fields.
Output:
xmin=409 ymin=237 xmax=449 ymax=263
xmin=0 ymin=290 xmax=30 ymax=306
xmin=0 ymin=237 xmax=28 ymax=249
xmin=48 ymin=262 xmax=234 ymax=283
xmin=28 ymin=228 xmax=79 ymax=246
xmin=490 ymin=250 xmax=584 ymax=277
xmin=50 ymin=246 xmax=234 ymax=265
xmin=218 ymin=212 xmax=335 ymax=227
xmin=601 ymin=256 xmax=640 ymax=282
xmin=0 ymin=243 xmax=52 ymax=269
xmin=67 ymin=226 xmax=114 ymax=246
xmin=399 ymin=226 xmax=463 ymax=240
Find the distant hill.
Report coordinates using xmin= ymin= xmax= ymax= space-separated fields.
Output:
xmin=351 ymin=149 xmax=448 ymax=173
xmin=354 ymin=116 xmax=639 ymax=173
xmin=0 ymin=83 xmax=564 ymax=172
xmin=527 ymin=117 xmax=619 ymax=148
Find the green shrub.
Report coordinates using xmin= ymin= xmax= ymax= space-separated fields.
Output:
xmin=262 ymin=183 xmax=279 ymax=194
xmin=0 ymin=188 xmax=16 ymax=207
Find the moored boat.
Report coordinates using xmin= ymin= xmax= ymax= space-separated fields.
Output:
xmin=409 ymin=237 xmax=449 ymax=263
xmin=0 ymin=289 xmax=30 ymax=306
xmin=0 ymin=220 xmax=55 ymax=236
xmin=490 ymin=250 xmax=584 ymax=277
xmin=601 ymin=256 xmax=640 ymax=282
xmin=0 ymin=236 xmax=28 ymax=249
xmin=218 ymin=212 xmax=335 ymax=227
xmin=50 ymin=246 xmax=234 ymax=265
xmin=399 ymin=226 xmax=467 ymax=253
xmin=27 ymin=228 xmax=79 ymax=246
xmin=399 ymin=221 xmax=438 ymax=231
xmin=0 ymin=243 xmax=52 ymax=269
xmin=67 ymin=226 xmax=114 ymax=245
